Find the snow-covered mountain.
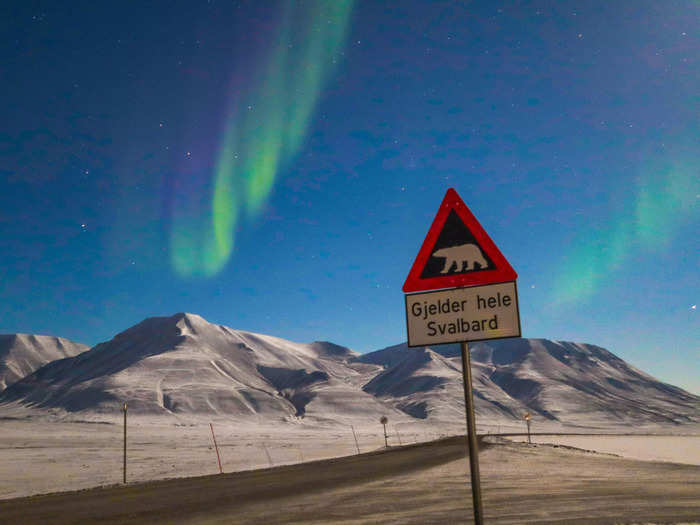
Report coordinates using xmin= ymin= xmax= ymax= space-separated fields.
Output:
xmin=361 ymin=346 xmax=466 ymax=421
xmin=0 ymin=334 xmax=88 ymax=391
xmin=0 ymin=313 xmax=404 ymax=424
xmin=1 ymin=314 xmax=697 ymax=429
xmin=359 ymin=339 xmax=700 ymax=427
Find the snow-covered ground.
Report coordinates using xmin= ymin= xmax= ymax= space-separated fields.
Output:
xmin=1 ymin=416 xmax=698 ymax=501
xmin=506 ymin=434 xmax=700 ymax=465
xmin=3 ymin=427 xmax=699 ymax=524
xmin=0 ymin=417 xmax=445 ymax=500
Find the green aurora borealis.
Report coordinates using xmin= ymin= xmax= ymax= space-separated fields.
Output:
xmin=170 ymin=0 xmax=354 ymax=277
xmin=551 ymin=157 xmax=698 ymax=306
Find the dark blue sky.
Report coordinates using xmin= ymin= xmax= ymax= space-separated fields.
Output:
xmin=1 ymin=1 xmax=698 ymax=393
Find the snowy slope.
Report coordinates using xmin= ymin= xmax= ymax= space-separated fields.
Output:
xmin=0 ymin=334 xmax=88 ymax=391
xmin=0 ymin=314 xmax=405 ymax=424
xmin=1 ymin=314 xmax=697 ymax=429
xmin=359 ymin=339 xmax=700 ymax=426
xmin=362 ymin=347 xmax=465 ymax=420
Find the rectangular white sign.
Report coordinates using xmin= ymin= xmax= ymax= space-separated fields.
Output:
xmin=405 ymin=281 xmax=521 ymax=347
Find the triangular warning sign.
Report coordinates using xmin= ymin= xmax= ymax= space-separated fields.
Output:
xmin=403 ymin=188 xmax=517 ymax=292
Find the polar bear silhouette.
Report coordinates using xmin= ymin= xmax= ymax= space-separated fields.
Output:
xmin=432 ymin=243 xmax=488 ymax=273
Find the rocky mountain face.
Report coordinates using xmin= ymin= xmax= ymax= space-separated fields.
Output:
xmin=359 ymin=339 xmax=699 ymax=427
xmin=0 ymin=313 xmax=404 ymax=424
xmin=1 ymin=314 xmax=698 ymax=428
xmin=0 ymin=334 xmax=88 ymax=391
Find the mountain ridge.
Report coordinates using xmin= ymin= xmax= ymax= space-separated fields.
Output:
xmin=362 ymin=338 xmax=698 ymax=426
xmin=0 ymin=313 xmax=697 ymax=429
xmin=0 ymin=313 xmax=403 ymax=425
xmin=0 ymin=334 xmax=88 ymax=392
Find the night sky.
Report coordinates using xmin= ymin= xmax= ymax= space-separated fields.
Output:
xmin=1 ymin=1 xmax=698 ymax=393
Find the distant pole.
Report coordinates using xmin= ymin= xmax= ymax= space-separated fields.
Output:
xmin=350 ymin=425 xmax=361 ymax=454
xmin=209 ymin=423 xmax=223 ymax=474
xmin=380 ymin=416 xmax=388 ymax=447
xmin=395 ymin=426 xmax=403 ymax=446
xmin=524 ymin=413 xmax=532 ymax=444
xmin=262 ymin=443 xmax=273 ymax=467
xmin=122 ymin=402 xmax=127 ymax=484
xmin=460 ymin=342 xmax=484 ymax=525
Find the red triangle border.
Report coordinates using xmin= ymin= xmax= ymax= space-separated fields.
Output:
xmin=402 ymin=188 xmax=517 ymax=293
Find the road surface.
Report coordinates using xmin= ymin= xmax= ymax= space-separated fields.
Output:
xmin=1 ymin=436 xmax=698 ymax=524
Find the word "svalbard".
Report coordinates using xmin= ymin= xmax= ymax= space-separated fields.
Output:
xmin=427 ymin=315 xmax=499 ymax=336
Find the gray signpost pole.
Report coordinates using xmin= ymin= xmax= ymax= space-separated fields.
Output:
xmin=460 ymin=342 xmax=483 ymax=525
xmin=123 ymin=402 xmax=127 ymax=484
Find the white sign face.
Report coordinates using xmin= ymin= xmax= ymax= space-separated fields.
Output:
xmin=405 ymin=281 xmax=521 ymax=347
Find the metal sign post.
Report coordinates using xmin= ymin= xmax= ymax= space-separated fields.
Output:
xmin=460 ymin=342 xmax=484 ymax=525
xmin=123 ymin=402 xmax=127 ymax=484
xmin=402 ymin=188 xmax=522 ymax=525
